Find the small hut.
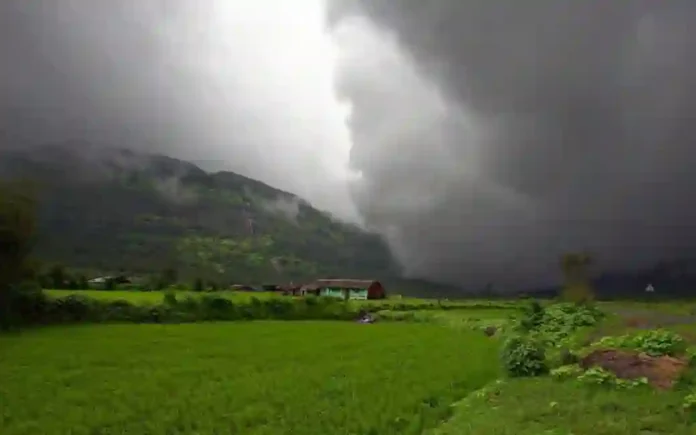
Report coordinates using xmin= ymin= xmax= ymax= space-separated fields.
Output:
xmin=312 ymin=279 xmax=386 ymax=300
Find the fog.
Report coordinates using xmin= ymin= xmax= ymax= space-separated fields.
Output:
xmin=3 ymin=1 xmax=696 ymax=289
xmin=0 ymin=0 xmax=359 ymax=219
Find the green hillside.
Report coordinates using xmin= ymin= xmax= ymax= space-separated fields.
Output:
xmin=0 ymin=144 xmax=400 ymax=285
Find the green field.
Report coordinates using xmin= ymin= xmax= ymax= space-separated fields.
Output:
xmin=8 ymin=291 xmax=696 ymax=434
xmin=0 ymin=322 xmax=500 ymax=435
xmin=428 ymin=377 xmax=696 ymax=435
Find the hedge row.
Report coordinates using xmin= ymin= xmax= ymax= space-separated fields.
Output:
xmin=2 ymin=290 xmax=365 ymax=328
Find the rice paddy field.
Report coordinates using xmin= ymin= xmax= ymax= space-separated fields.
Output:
xmin=0 ymin=321 xmax=500 ymax=435
xmin=12 ymin=290 xmax=696 ymax=434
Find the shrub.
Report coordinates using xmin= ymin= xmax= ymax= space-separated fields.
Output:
xmin=630 ymin=329 xmax=686 ymax=357
xmin=102 ymin=300 xmax=140 ymax=321
xmin=592 ymin=330 xmax=686 ymax=357
xmin=683 ymin=392 xmax=696 ymax=411
xmin=6 ymin=292 xmax=367 ymax=327
xmin=686 ymin=347 xmax=696 ymax=367
xmin=517 ymin=300 xmax=545 ymax=331
xmin=51 ymin=294 xmax=94 ymax=322
xmin=528 ymin=302 xmax=604 ymax=348
xmin=576 ymin=367 xmax=648 ymax=389
xmin=501 ymin=334 xmax=548 ymax=377
xmin=1 ymin=282 xmax=48 ymax=328
xmin=550 ymin=364 xmax=582 ymax=380
xmin=576 ymin=366 xmax=615 ymax=386
xmin=162 ymin=291 xmax=178 ymax=306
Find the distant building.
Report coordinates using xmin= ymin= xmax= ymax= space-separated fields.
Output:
xmin=87 ymin=275 xmax=131 ymax=290
xmin=304 ymin=279 xmax=386 ymax=300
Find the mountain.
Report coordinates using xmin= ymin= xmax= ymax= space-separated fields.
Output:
xmin=0 ymin=143 xmax=403 ymax=286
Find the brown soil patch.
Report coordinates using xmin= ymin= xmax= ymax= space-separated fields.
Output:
xmin=580 ymin=349 xmax=688 ymax=389
xmin=624 ymin=316 xmax=651 ymax=328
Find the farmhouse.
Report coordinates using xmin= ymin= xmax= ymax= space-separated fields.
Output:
xmin=311 ymin=279 xmax=386 ymax=300
xmin=88 ymin=275 xmax=131 ymax=289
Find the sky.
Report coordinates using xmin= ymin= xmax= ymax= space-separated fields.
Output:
xmin=3 ymin=1 xmax=696 ymax=290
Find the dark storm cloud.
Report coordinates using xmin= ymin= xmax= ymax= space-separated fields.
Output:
xmin=7 ymin=0 xmax=696 ymax=290
xmin=328 ymin=1 xmax=696 ymax=289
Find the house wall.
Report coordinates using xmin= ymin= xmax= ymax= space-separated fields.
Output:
xmin=348 ymin=288 xmax=368 ymax=300
xmin=320 ymin=287 xmax=368 ymax=300
xmin=321 ymin=288 xmax=345 ymax=299
xmin=367 ymin=283 xmax=385 ymax=299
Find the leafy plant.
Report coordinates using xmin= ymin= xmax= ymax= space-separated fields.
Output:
xmin=518 ymin=300 xmax=545 ymax=331
xmin=577 ymin=367 xmax=616 ymax=386
xmin=501 ymin=334 xmax=548 ymax=377
xmin=592 ymin=330 xmax=686 ymax=357
xmin=686 ymin=347 xmax=696 ymax=367
xmin=630 ymin=329 xmax=686 ymax=357
xmin=550 ymin=364 xmax=582 ymax=380
xmin=162 ymin=290 xmax=178 ymax=306
xmin=683 ymin=392 xmax=696 ymax=410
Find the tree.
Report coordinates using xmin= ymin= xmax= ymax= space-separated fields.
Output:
xmin=0 ymin=180 xmax=39 ymax=325
xmin=77 ymin=275 xmax=89 ymax=290
xmin=0 ymin=180 xmax=38 ymax=287
xmin=161 ymin=267 xmax=178 ymax=287
xmin=104 ymin=277 xmax=115 ymax=291
xmin=560 ymin=252 xmax=595 ymax=303
xmin=48 ymin=264 xmax=67 ymax=289
xmin=193 ymin=277 xmax=204 ymax=292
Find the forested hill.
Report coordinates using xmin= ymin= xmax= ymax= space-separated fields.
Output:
xmin=0 ymin=143 xmax=402 ymax=285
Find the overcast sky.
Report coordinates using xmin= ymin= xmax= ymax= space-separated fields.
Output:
xmin=0 ymin=0 xmax=360 ymax=219
xmin=3 ymin=1 xmax=696 ymax=289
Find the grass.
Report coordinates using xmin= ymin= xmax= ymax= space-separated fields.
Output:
xmin=428 ymin=377 xmax=696 ymax=435
xmin=422 ymin=301 xmax=696 ymax=435
xmin=12 ymin=294 xmax=696 ymax=434
xmin=0 ymin=322 xmax=500 ymax=435
xmin=376 ymin=309 xmax=517 ymax=330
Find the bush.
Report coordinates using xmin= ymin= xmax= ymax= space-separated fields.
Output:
xmin=517 ymin=300 xmax=545 ymax=331
xmin=550 ymin=364 xmax=582 ymax=380
xmin=523 ymin=302 xmax=604 ymax=348
xmin=1 ymin=282 xmax=48 ymax=328
xmin=162 ymin=291 xmax=178 ymax=306
xmin=501 ymin=334 xmax=548 ymax=377
xmin=593 ymin=329 xmax=686 ymax=357
xmin=630 ymin=329 xmax=686 ymax=357
xmin=5 ymin=293 xmax=365 ymax=327
xmin=50 ymin=294 xmax=94 ymax=322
